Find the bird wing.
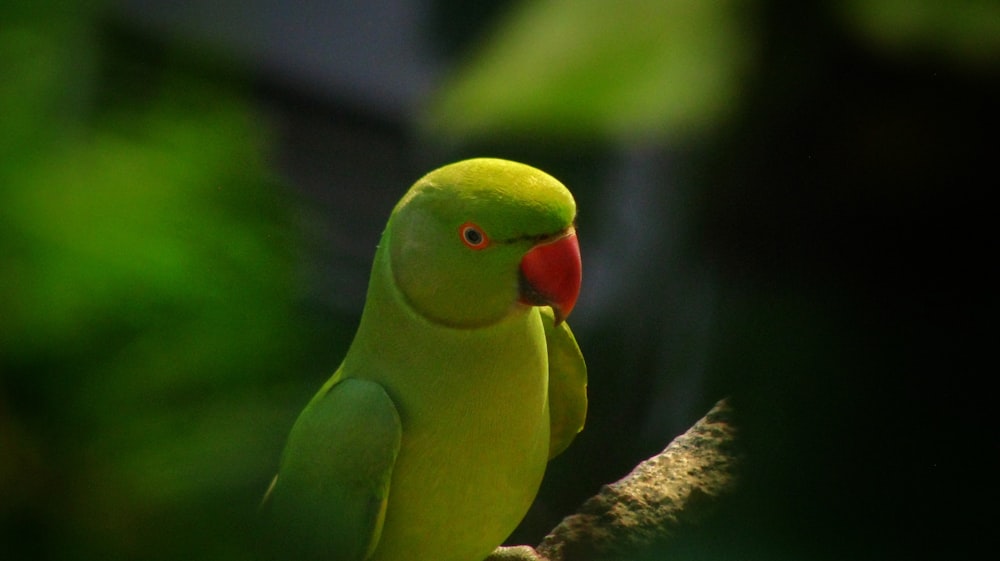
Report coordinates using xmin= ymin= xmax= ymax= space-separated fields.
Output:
xmin=540 ymin=307 xmax=588 ymax=459
xmin=265 ymin=375 xmax=402 ymax=561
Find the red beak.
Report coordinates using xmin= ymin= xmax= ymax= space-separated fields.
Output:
xmin=519 ymin=229 xmax=581 ymax=324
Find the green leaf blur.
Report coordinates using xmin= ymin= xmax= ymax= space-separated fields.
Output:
xmin=1 ymin=6 xmax=309 ymax=561
xmin=422 ymin=0 xmax=755 ymax=142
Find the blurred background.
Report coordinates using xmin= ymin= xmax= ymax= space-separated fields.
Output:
xmin=1 ymin=1 xmax=995 ymax=559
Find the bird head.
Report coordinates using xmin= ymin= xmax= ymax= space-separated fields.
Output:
xmin=387 ymin=158 xmax=581 ymax=328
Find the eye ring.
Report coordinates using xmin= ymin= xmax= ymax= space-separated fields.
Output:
xmin=459 ymin=222 xmax=490 ymax=250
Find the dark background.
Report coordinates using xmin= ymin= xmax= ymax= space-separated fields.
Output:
xmin=2 ymin=1 xmax=995 ymax=559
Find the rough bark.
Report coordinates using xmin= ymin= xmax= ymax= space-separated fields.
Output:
xmin=488 ymin=398 xmax=739 ymax=561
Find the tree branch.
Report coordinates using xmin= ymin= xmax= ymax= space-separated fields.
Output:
xmin=488 ymin=398 xmax=739 ymax=561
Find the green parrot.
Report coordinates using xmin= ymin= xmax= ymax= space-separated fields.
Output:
xmin=264 ymin=158 xmax=587 ymax=561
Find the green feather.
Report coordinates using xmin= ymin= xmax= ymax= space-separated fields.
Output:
xmin=540 ymin=306 xmax=587 ymax=459
xmin=266 ymin=377 xmax=401 ymax=560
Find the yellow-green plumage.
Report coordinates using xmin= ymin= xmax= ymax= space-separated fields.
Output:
xmin=265 ymin=158 xmax=587 ymax=561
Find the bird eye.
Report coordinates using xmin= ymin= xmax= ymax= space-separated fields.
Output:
xmin=459 ymin=222 xmax=489 ymax=250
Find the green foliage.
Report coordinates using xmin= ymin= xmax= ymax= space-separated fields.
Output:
xmin=839 ymin=0 xmax=1000 ymax=68
xmin=1 ymin=6 xmax=313 ymax=561
xmin=422 ymin=0 xmax=998 ymax=144
xmin=421 ymin=0 xmax=755 ymax=142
